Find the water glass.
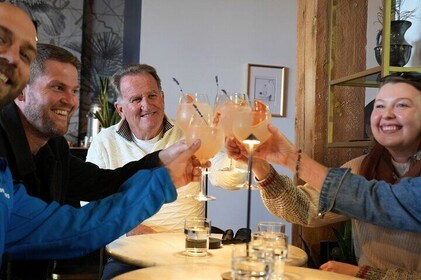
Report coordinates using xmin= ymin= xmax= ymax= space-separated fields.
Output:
xmin=251 ymin=232 xmax=288 ymax=280
xmin=257 ymin=221 xmax=285 ymax=234
xmin=184 ymin=217 xmax=211 ymax=256
xmin=231 ymin=243 xmax=273 ymax=279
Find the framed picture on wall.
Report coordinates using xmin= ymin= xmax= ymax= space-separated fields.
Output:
xmin=247 ymin=64 xmax=286 ymax=117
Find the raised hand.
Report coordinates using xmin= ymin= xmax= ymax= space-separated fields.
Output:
xmin=225 ymin=136 xmax=249 ymax=163
xmin=253 ymin=124 xmax=297 ymax=168
xmin=159 ymin=140 xmax=202 ymax=187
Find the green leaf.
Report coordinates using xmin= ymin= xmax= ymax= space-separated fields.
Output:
xmin=93 ymin=76 xmax=120 ymax=128
xmin=299 ymin=234 xmax=318 ymax=268
xmin=331 ymin=221 xmax=357 ymax=265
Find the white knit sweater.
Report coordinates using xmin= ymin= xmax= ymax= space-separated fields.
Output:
xmin=86 ymin=118 xmax=204 ymax=233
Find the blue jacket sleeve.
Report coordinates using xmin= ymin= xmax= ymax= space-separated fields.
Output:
xmin=318 ymin=168 xmax=421 ymax=233
xmin=4 ymin=166 xmax=177 ymax=260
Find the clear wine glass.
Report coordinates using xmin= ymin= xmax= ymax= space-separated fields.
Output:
xmin=214 ymin=92 xmax=251 ymax=171
xmin=232 ymin=100 xmax=272 ymax=146
xmin=176 ymin=93 xmax=213 ymax=134
xmin=232 ymin=100 xmax=272 ymax=186
xmin=184 ymin=95 xmax=225 ymax=201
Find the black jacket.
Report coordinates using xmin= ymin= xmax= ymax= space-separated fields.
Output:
xmin=0 ymin=102 xmax=163 ymax=279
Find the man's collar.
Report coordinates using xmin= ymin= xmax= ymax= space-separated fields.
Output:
xmin=116 ymin=116 xmax=174 ymax=142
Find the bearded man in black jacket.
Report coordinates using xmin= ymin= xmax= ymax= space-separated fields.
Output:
xmin=0 ymin=43 xmax=171 ymax=279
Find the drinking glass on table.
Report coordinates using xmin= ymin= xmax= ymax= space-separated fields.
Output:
xmin=257 ymin=221 xmax=286 ymax=234
xmin=184 ymin=95 xmax=225 ymax=201
xmin=251 ymin=232 xmax=288 ymax=280
xmin=231 ymin=243 xmax=273 ymax=280
xmin=184 ymin=217 xmax=211 ymax=257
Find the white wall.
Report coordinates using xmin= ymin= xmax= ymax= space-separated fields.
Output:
xmin=139 ymin=0 xmax=297 ymax=235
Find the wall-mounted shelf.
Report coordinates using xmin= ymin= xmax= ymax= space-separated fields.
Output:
xmin=330 ymin=66 xmax=421 ymax=88
xmin=327 ymin=140 xmax=371 ymax=149
xmin=327 ymin=0 xmax=421 ymax=148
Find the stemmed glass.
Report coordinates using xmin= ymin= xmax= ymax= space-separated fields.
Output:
xmin=232 ymin=99 xmax=272 ymax=187
xmin=183 ymin=94 xmax=225 ymax=201
xmin=232 ymin=100 xmax=272 ymax=147
xmin=232 ymin=100 xmax=272 ymax=229
xmin=176 ymin=93 xmax=213 ymax=134
xmin=214 ymin=91 xmax=251 ymax=171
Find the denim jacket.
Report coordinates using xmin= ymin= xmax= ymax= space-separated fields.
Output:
xmin=319 ymin=168 xmax=421 ymax=233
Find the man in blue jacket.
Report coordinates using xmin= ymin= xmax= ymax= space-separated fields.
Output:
xmin=0 ymin=0 xmax=201 ymax=270
xmin=0 ymin=4 xmax=207 ymax=279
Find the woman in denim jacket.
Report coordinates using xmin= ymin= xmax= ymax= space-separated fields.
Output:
xmin=226 ymin=74 xmax=421 ymax=279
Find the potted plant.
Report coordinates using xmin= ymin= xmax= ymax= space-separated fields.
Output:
xmin=93 ymin=76 xmax=121 ymax=128
xmin=374 ymin=0 xmax=417 ymax=66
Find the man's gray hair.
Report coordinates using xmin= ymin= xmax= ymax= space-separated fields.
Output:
xmin=110 ymin=64 xmax=162 ymax=102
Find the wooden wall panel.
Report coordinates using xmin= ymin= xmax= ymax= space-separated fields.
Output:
xmin=294 ymin=0 xmax=368 ymax=266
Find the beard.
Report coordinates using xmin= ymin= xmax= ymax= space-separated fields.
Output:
xmin=0 ymin=84 xmax=25 ymax=108
xmin=0 ymin=60 xmax=27 ymax=108
xmin=23 ymin=101 xmax=69 ymax=139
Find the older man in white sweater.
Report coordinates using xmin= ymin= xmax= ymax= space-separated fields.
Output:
xmin=87 ymin=64 xmax=204 ymax=234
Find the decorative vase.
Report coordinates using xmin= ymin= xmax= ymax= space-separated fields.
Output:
xmin=374 ymin=20 xmax=412 ymax=67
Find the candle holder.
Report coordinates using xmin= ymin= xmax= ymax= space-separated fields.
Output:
xmin=242 ymin=134 xmax=261 ymax=233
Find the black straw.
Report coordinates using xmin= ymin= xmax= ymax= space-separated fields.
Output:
xmin=172 ymin=77 xmax=184 ymax=95
xmin=192 ymin=103 xmax=209 ymax=126
xmin=221 ymin=89 xmax=230 ymax=99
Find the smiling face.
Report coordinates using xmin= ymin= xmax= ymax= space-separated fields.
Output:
xmin=16 ymin=59 xmax=79 ymax=139
xmin=115 ymin=73 xmax=165 ymax=140
xmin=0 ymin=3 xmax=37 ymax=107
xmin=371 ymin=82 xmax=421 ymax=159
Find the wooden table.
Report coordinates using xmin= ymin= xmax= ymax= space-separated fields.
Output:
xmin=113 ymin=264 xmax=359 ymax=280
xmin=106 ymin=232 xmax=308 ymax=268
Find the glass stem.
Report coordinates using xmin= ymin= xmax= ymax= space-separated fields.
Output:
xmin=200 ymin=167 xmax=207 ymax=196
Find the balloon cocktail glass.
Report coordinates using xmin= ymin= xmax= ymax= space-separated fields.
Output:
xmin=181 ymin=93 xmax=225 ymax=201
xmin=214 ymin=91 xmax=251 ymax=172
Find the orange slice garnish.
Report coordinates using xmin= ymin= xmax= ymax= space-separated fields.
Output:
xmin=254 ymin=100 xmax=268 ymax=112
xmin=212 ymin=111 xmax=221 ymax=127
xmin=184 ymin=93 xmax=194 ymax=103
